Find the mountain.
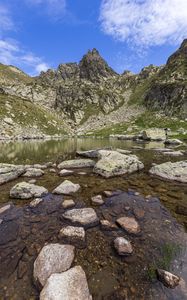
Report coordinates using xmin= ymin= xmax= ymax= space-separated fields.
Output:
xmin=0 ymin=42 xmax=186 ymax=139
xmin=144 ymin=40 xmax=187 ymax=116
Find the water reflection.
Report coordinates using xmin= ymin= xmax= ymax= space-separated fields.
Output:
xmin=0 ymin=138 xmax=167 ymax=164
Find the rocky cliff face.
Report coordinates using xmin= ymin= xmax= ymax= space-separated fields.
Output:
xmin=0 ymin=42 xmax=186 ymax=137
xmin=144 ymin=40 xmax=187 ymax=116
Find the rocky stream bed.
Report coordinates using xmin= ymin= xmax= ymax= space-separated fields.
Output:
xmin=0 ymin=138 xmax=187 ymax=300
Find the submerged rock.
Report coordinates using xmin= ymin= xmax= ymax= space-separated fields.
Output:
xmin=40 ymin=266 xmax=92 ymax=300
xmin=34 ymin=243 xmax=75 ymax=286
xmin=116 ymin=216 xmax=140 ymax=234
xmin=53 ymin=180 xmax=80 ymax=195
xmin=149 ymin=161 xmax=187 ymax=183
xmin=76 ymin=149 xmax=100 ymax=158
xmin=100 ymin=220 xmax=118 ymax=231
xmin=114 ymin=237 xmax=133 ymax=255
xmin=59 ymin=169 xmax=74 ymax=176
xmin=116 ymin=149 xmax=132 ymax=155
xmin=0 ymin=204 xmax=11 ymax=215
xmin=63 ymin=208 xmax=99 ymax=228
xmin=94 ymin=150 xmax=144 ymax=178
xmin=157 ymin=269 xmax=180 ymax=288
xmin=58 ymin=159 xmax=95 ymax=169
xmin=30 ymin=198 xmax=43 ymax=208
xmin=10 ymin=182 xmax=48 ymax=199
xmin=59 ymin=226 xmax=85 ymax=245
xmin=23 ymin=168 xmax=44 ymax=177
xmin=162 ymin=151 xmax=183 ymax=156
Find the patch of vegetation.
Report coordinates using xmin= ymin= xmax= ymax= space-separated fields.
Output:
xmin=0 ymin=94 xmax=67 ymax=135
xmin=147 ymin=243 xmax=182 ymax=281
xmin=79 ymin=103 xmax=101 ymax=125
xmin=0 ymin=63 xmax=33 ymax=83
xmin=86 ymin=122 xmax=129 ymax=137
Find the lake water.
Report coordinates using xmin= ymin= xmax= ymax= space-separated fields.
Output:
xmin=0 ymin=138 xmax=187 ymax=299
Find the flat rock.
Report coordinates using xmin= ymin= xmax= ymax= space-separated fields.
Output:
xmin=162 ymin=151 xmax=183 ymax=156
xmin=116 ymin=149 xmax=132 ymax=155
xmin=59 ymin=226 xmax=85 ymax=244
xmin=59 ymin=169 xmax=74 ymax=176
xmin=94 ymin=150 xmax=144 ymax=178
xmin=53 ymin=180 xmax=80 ymax=195
xmin=116 ymin=216 xmax=140 ymax=234
xmin=40 ymin=266 xmax=92 ymax=300
xmin=91 ymin=195 xmax=104 ymax=205
xmin=62 ymin=199 xmax=75 ymax=209
xmin=0 ymin=164 xmax=25 ymax=185
xmin=157 ymin=269 xmax=180 ymax=288
xmin=63 ymin=208 xmax=99 ymax=228
xmin=58 ymin=159 xmax=95 ymax=169
xmin=24 ymin=168 xmax=44 ymax=177
xmin=76 ymin=149 xmax=100 ymax=158
xmin=10 ymin=182 xmax=48 ymax=199
xmin=164 ymin=139 xmax=183 ymax=145
xmin=34 ymin=243 xmax=75 ymax=286
xmin=114 ymin=237 xmax=133 ymax=255
xmin=149 ymin=161 xmax=187 ymax=183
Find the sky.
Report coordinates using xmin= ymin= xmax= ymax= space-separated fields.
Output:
xmin=0 ymin=0 xmax=187 ymax=76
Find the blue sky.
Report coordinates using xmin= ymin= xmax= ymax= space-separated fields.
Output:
xmin=0 ymin=0 xmax=187 ymax=75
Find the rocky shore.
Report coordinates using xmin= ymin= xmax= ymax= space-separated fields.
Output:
xmin=0 ymin=147 xmax=187 ymax=299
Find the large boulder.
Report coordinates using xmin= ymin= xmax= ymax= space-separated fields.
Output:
xmin=34 ymin=243 xmax=75 ymax=286
xmin=53 ymin=180 xmax=80 ymax=195
xmin=76 ymin=149 xmax=100 ymax=158
xmin=0 ymin=163 xmax=25 ymax=185
xmin=58 ymin=159 xmax=95 ymax=169
xmin=10 ymin=182 xmax=48 ymax=199
xmin=149 ymin=161 xmax=187 ymax=183
xmin=94 ymin=150 xmax=144 ymax=178
xmin=40 ymin=266 xmax=92 ymax=300
xmin=63 ymin=208 xmax=99 ymax=228
xmin=142 ymin=128 xmax=165 ymax=141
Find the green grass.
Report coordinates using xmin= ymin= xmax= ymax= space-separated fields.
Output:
xmin=0 ymin=63 xmax=32 ymax=83
xmin=86 ymin=122 xmax=129 ymax=137
xmin=0 ymin=94 xmax=67 ymax=135
xmin=147 ymin=243 xmax=182 ymax=281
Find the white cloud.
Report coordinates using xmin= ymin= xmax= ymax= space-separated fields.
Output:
xmin=0 ymin=5 xmax=50 ymax=75
xmin=26 ymin=0 xmax=66 ymax=18
xmin=100 ymin=0 xmax=187 ymax=48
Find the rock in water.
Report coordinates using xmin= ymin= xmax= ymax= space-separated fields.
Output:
xmin=23 ymin=168 xmax=44 ymax=177
xmin=10 ymin=182 xmax=48 ymax=199
xmin=62 ymin=199 xmax=75 ymax=209
xmin=59 ymin=169 xmax=74 ymax=176
xmin=157 ymin=269 xmax=180 ymax=288
xmin=149 ymin=161 xmax=187 ymax=183
xmin=40 ymin=266 xmax=92 ymax=300
xmin=94 ymin=150 xmax=144 ymax=178
xmin=114 ymin=237 xmax=133 ymax=255
xmin=34 ymin=243 xmax=75 ymax=286
xmin=0 ymin=164 xmax=25 ymax=185
xmin=116 ymin=217 xmax=140 ymax=234
xmin=53 ymin=180 xmax=80 ymax=195
xmin=63 ymin=208 xmax=99 ymax=228
xmin=59 ymin=226 xmax=85 ymax=246
xmin=58 ymin=159 xmax=95 ymax=169
xmin=91 ymin=195 xmax=104 ymax=205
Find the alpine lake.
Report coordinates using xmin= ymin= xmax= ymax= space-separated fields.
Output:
xmin=0 ymin=137 xmax=187 ymax=300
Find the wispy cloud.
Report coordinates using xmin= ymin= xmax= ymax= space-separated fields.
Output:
xmin=100 ymin=0 xmax=187 ymax=48
xmin=25 ymin=0 xmax=66 ymax=19
xmin=0 ymin=4 xmax=50 ymax=75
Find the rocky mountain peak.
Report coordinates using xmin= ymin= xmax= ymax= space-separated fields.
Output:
xmin=79 ymin=48 xmax=117 ymax=82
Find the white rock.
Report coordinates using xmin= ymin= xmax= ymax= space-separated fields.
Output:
xmin=24 ymin=168 xmax=44 ymax=177
xmin=34 ymin=243 xmax=75 ymax=286
xmin=10 ymin=182 xmax=48 ymax=199
xmin=150 ymin=161 xmax=187 ymax=183
xmin=0 ymin=204 xmax=11 ymax=214
xmin=30 ymin=198 xmax=43 ymax=208
xmin=59 ymin=226 xmax=85 ymax=243
xmin=62 ymin=199 xmax=75 ymax=209
xmin=63 ymin=208 xmax=99 ymax=227
xmin=114 ymin=237 xmax=133 ymax=255
xmin=40 ymin=266 xmax=92 ymax=300
xmin=59 ymin=169 xmax=74 ymax=176
xmin=53 ymin=180 xmax=80 ymax=195
xmin=91 ymin=195 xmax=104 ymax=205
xmin=58 ymin=159 xmax=95 ymax=169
